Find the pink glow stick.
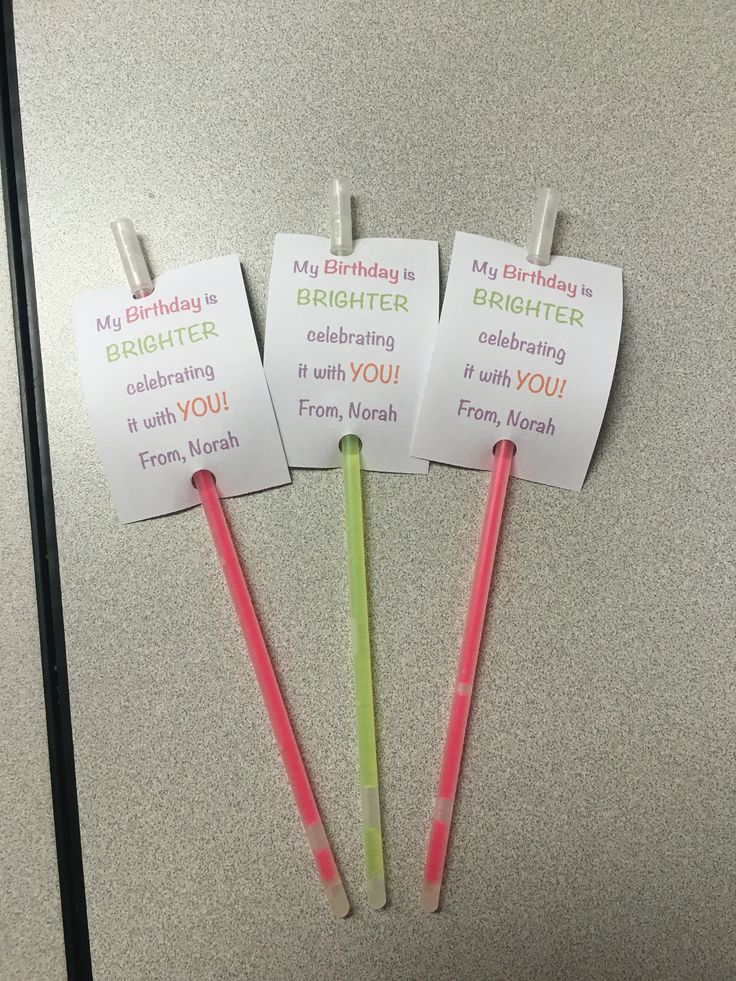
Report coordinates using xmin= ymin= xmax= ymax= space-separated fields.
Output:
xmin=194 ymin=469 xmax=349 ymax=917
xmin=420 ymin=439 xmax=515 ymax=913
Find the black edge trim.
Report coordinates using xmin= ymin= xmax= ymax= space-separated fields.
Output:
xmin=0 ymin=2 xmax=92 ymax=978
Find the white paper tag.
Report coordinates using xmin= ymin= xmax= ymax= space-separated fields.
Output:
xmin=75 ymin=255 xmax=290 ymax=522
xmin=264 ymin=234 xmax=439 ymax=473
xmin=411 ymin=233 xmax=623 ymax=491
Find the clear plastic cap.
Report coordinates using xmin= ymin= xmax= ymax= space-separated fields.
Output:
xmin=526 ymin=187 xmax=560 ymax=266
xmin=110 ymin=218 xmax=154 ymax=298
xmin=329 ymin=177 xmax=353 ymax=256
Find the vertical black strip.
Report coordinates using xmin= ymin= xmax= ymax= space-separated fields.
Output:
xmin=0 ymin=2 xmax=92 ymax=978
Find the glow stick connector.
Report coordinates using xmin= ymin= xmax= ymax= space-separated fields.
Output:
xmin=526 ymin=187 xmax=560 ymax=266
xmin=111 ymin=218 xmax=154 ymax=298
xmin=329 ymin=178 xmax=353 ymax=257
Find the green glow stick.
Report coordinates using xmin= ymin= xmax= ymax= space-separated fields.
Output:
xmin=341 ymin=433 xmax=386 ymax=909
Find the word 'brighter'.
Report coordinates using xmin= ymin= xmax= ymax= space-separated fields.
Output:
xmin=296 ymin=289 xmax=408 ymax=312
xmin=472 ymin=289 xmax=583 ymax=327
xmin=106 ymin=322 xmax=217 ymax=361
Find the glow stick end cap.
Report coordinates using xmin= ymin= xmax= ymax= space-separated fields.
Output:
xmin=327 ymin=880 xmax=350 ymax=918
xmin=367 ymin=876 xmax=386 ymax=910
xmin=420 ymin=881 xmax=441 ymax=913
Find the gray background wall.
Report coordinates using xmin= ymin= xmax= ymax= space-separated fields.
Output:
xmin=6 ymin=0 xmax=736 ymax=978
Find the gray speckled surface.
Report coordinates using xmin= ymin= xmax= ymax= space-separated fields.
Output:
xmin=12 ymin=0 xmax=736 ymax=977
xmin=0 ymin=187 xmax=66 ymax=972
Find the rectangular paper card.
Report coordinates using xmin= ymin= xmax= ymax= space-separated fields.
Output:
xmin=75 ymin=254 xmax=290 ymax=522
xmin=412 ymin=233 xmax=623 ymax=491
xmin=264 ymin=234 xmax=439 ymax=473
